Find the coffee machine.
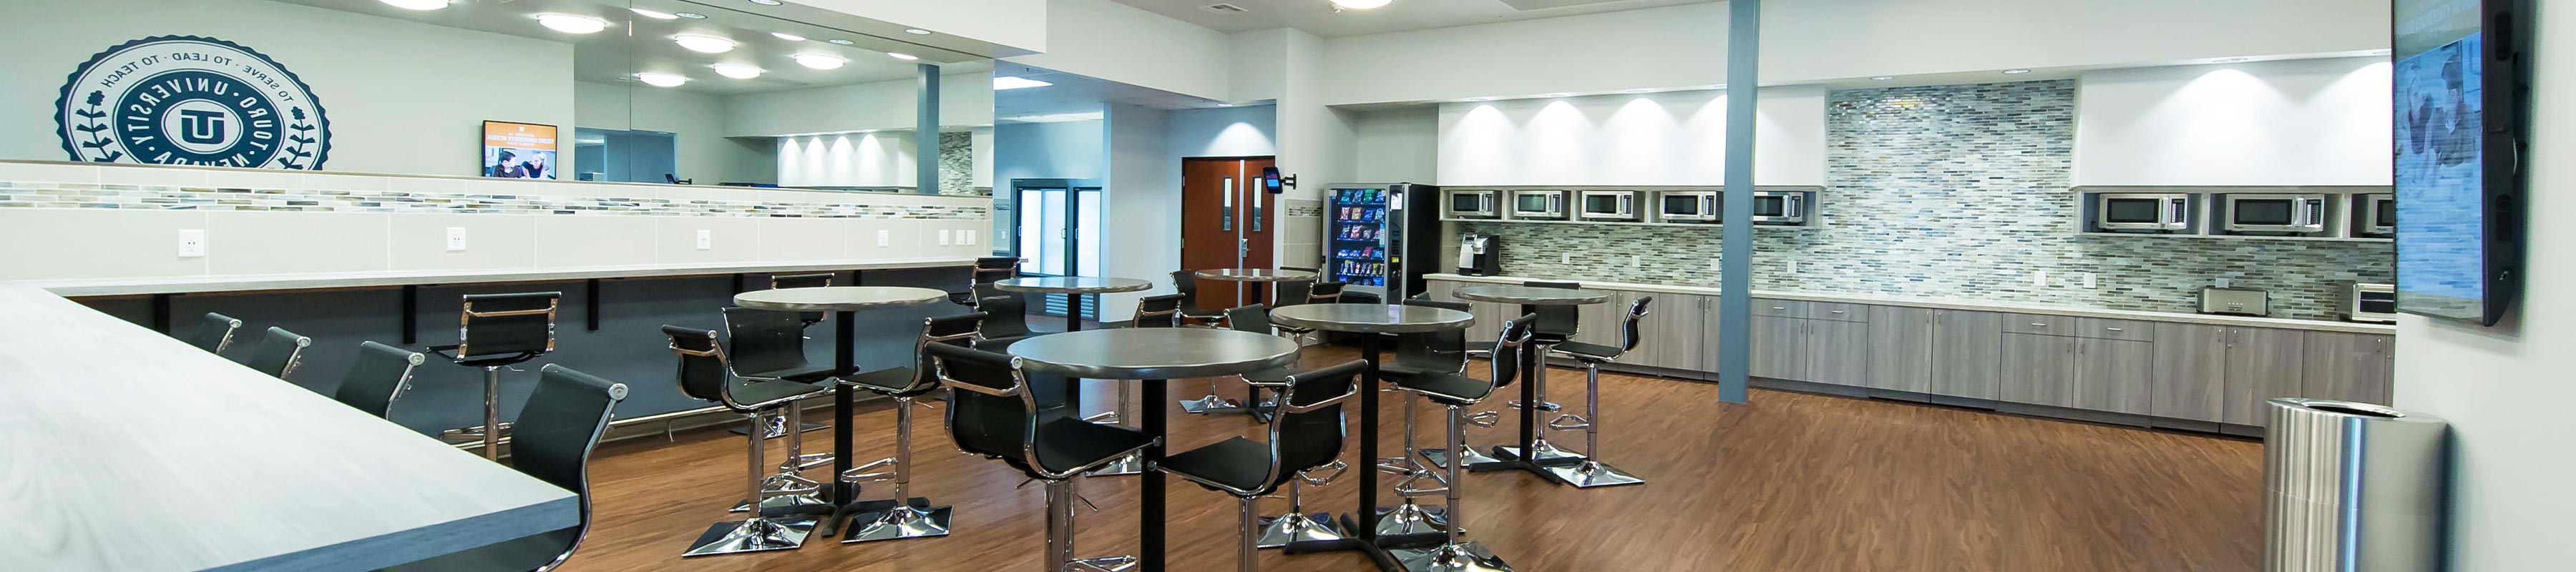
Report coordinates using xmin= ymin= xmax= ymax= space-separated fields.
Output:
xmin=1457 ymin=234 xmax=1501 ymax=276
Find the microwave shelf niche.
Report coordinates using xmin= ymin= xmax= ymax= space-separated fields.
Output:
xmin=2075 ymin=187 xmax=2392 ymax=242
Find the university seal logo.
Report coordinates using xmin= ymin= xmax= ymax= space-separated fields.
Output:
xmin=55 ymin=36 xmax=331 ymax=169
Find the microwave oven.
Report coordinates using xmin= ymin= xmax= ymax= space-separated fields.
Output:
xmin=1578 ymin=190 xmax=1640 ymax=221
xmin=2223 ymin=193 xmax=2327 ymax=233
xmin=1750 ymin=191 xmax=1805 ymax=225
xmin=1448 ymin=189 xmax=1498 ymax=219
xmin=2358 ymin=193 xmax=2394 ymax=237
xmin=1511 ymin=189 xmax=1568 ymax=220
xmin=1657 ymin=190 xmax=1717 ymax=222
xmin=2343 ymin=282 xmax=2397 ymax=323
xmin=2094 ymin=193 xmax=2191 ymax=231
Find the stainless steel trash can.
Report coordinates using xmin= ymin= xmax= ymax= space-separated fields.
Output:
xmin=2265 ymin=398 xmax=2449 ymax=572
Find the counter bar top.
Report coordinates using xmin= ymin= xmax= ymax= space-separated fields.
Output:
xmin=0 ymin=283 xmax=580 ymax=571
xmin=1426 ymin=273 xmax=2395 ymax=335
xmin=14 ymin=257 xmax=980 ymax=297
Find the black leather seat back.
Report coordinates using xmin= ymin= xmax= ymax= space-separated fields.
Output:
xmin=771 ymin=273 xmax=834 ymax=325
xmin=660 ymin=325 xmax=730 ymax=404
xmin=1522 ymin=281 xmax=1581 ymax=342
xmin=721 ymin=307 xmax=814 ymax=378
xmin=1276 ymin=280 xmax=1314 ymax=307
xmin=972 ymin=257 xmax=1020 ymax=285
xmin=1224 ymin=304 xmax=1272 ymax=335
xmin=1272 ymin=360 xmax=1365 ymax=485
xmin=333 ymin=341 xmax=424 ymax=419
xmin=974 ymin=282 xmax=1033 ymax=340
xmin=458 ymin=292 xmax=560 ymax=361
xmin=892 ymin=312 xmax=985 ymax=396
xmin=514 ymin=365 xmax=626 ymax=536
xmin=1488 ymin=315 xmax=1538 ymax=389
xmin=1620 ymin=297 xmax=1654 ymax=352
xmin=243 ymin=327 xmax=311 ymax=381
xmin=1132 ymin=294 xmax=1184 ymax=327
xmin=1310 ymin=281 xmax=1345 ymax=302
xmin=186 ymin=312 xmax=243 ymax=354
xmin=1396 ymin=300 xmax=1470 ymax=372
xmin=927 ymin=343 xmax=1036 ymax=469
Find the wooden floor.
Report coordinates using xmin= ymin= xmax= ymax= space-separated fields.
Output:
xmin=557 ymin=346 xmax=2265 ymax=571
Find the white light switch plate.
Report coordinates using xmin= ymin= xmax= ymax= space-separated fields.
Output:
xmin=176 ymin=230 xmax=206 ymax=258
xmin=2031 ymin=270 xmax=2049 ymax=287
xmin=1629 ymin=255 xmax=1641 ymax=268
xmin=445 ymin=227 xmax=468 ymax=252
xmin=1709 ymin=257 xmax=1722 ymax=272
xmin=2080 ymin=272 xmax=2097 ymax=289
xmin=938 ymin=230 xmax=952 ymax=246
xmin=1787 ymin=260 xmax=1800 ymax=275
xmin=962 ymin=230 xmax=975 ymax=245
xmin=1561 ymin=253 xmax=1571 ymax=265
xmin=2215 ymin=277 xmax=2232 ymax=288
xmin=876 ymin=230 xmax=891 ymax=247
xmin=695 ymin=230 xmax=713 ymax=250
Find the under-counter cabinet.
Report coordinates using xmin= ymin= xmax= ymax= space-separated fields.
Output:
xmin=2220 ymin=327 xmax=2307 ymax=426
xmin=1802 ymin=317 xmax=1871 ymax=386
xmin=1864 ymin=306 xmax=1936 ymax=393
xmin=1750 ymin=312 xmax=1807 ymax=380
xmin=2150 ymin=323 xmax=2230 ymax=423
xmin=1999 ymin=328 xmax=2153 ymax=414
xmin=2302 ymin=331 xmax=2395 ymax=405
xmin=1636 ymin=293 xmax=1709 ymax=372
xmin=1927 ymin=310 xmax=2005 ymax=400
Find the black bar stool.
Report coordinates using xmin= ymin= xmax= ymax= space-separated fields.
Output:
xmin=1387 ymin=315 xmax=1535 ymax=572
xmin=928 ymin=343 xmax=1156 ymax=572
xmin=720 ymin=307 xmax=849 ymax=514
xmin=1159 ymin=359 xmax=1366 ymax=571
xmin=771 ymin=272 xmax=836 ymax=330
xmin=330 ymin=341 xmax=425 ymax=420
xmin=972 ymin=282 xmax=1040 ymax=350
xmin=184 ymin=312 xmax=243 ymax=354
xmin=955 ymin=256 xmax=1020 ymax=306
xmin=731 ymin=274 xmax=836 ymax=458
xmin=1169 ymin=269 xmax=1229 ymax=327
xmin=1268 ymin=280 xmax=1319 ymax=341
xmin=1379 ymin=299 xmax=1477 ymax=535
xmin=663 ymin=322 xmax=836 ymax=556
xmin=835 ymin=312 xmax=985 ymax=543
xmin=426 ymin=292 xmax=560 ymax=460
xmin=1495 ymin=281 xmax=1583 ymax=465
xmin=1541 ymin=297 xmax=1652 ymax=488
xmin=381 ymin=365 xmax=626 ymax=572
xmin=1088 ymin=293 xmax=1186 ymax=476
xmin=241 ymin=326 xmax=311 ymax=381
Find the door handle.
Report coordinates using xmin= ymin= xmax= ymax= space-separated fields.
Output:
xmin=1239 ymin=238 xmax=1249 ymax=260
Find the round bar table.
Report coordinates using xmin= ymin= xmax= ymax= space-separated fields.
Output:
xmin=993 ymin=276 xmax=1152 ymax=332
xmin=1184 ymin=268 xmax=1319 ymax=416
xmin=1267 ymin=303 xmax=1473 ymax=571
xmin=733 ymin=286 xmax=949 ymax=537
xmin=1008 ymin=328 xmax=1302 ymax=572
xmin=1450 ymin=284 xmax=1611 ymax=483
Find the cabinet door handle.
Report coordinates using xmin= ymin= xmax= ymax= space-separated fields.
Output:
xmin=2104 ymin=327 xmax=2123 ymax=332
xmin=1830 ymin=310 xmax=1847 ymax=314
xmin=1771 ymin=306 xmax=1787 ymax=310
xmin=2029 ymin=322 xmax=2047 ymax=327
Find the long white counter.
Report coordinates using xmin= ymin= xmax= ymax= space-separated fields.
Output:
xmin=1426 ymin=273 xmax=2394 ymax=334
xmin=21 ymin=257 xmax=982 ymax=297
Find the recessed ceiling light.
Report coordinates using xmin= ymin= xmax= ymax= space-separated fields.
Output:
xmin=904 ymin=29 xmax=933 ymax=35
xmin=2001 ymin=69 xmax=2032 ymax=74
xmin=377 ymin=0 xmax=449 ymax=10
xmin=772 ymin=32 xmax=806 ymax=41
xmin=994 ymin=76 xmax=1053 ymax=90
xmin=1623 ymin=89 xmax=1652 ymax=94
xmin=1870 ymin=76 xmax=1894 ymax=81
xmin=628 ymin=7 xmax=679 ymax=19
xmin=711 ymin=64 xmax=763 ymax=79
xmin=674 ymin=11 xmax=708 ymax=19
xmin=888 ymin=52 xmax=919 ymax=61
xmin=748 ymin=0 xmax=784 ymax=5
xmin=827 ymin=39 xmax=856 ymax=45
xmin=1332 ymin=0 xmax=1394 ymax=9
xmin=1218 ymin=103 xmax=1234 ymax=107
xmin=2214 ymin=57 xmax=2252 ymax=63
xmin=535 ymin=14 xmax=609 ymax=34
xmin=635 ymin=72 xmax=688 ymax=88
xmin=674 ymin=34 xmax=737 ymax=54
xmin=792 ymin=53 xmax=847 ymax=70
xmin=1541 ymin=93 xmax=1574 ymax=97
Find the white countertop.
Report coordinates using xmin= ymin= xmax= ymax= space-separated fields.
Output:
xmin=0 ymin=284 xmax=580 ymax=571
xmin=1426 ymin=273 xmax=2396 ymax=334
xmin=14 ymin=257 xmax=980 ymax=297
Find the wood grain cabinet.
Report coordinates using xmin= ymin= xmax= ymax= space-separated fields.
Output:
xmin=2302 ymin=332 xmax=2396 ymax=405
xmin=1750 ymin=313 xmax=1807 ymax=380
xmin=1802 ymin=318 xmax=1871 ymax=386
xmin=1865 ymin=305 xmax=1936 ymax=393
xmin=1928 ymin=310 xmax=2005 ymax=400
xmin=1631 ymin=292 xmax=1708 ymax=371
xmin=2220 ymin=327 xmax=2307 ymax=426
xmin=2072 ymin=337 xmax=2155 ymax=414
xmin=2150 ymin=323 xmax=2230 ymax=423
xmin=2000 ymin=332 xmax=2077 ymax=407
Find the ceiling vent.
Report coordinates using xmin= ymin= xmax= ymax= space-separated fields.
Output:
xmin=1498 ymin=0 xmax=1636 ymax=10
xmin=1203 ymin=4 xmax=1249 ymax=13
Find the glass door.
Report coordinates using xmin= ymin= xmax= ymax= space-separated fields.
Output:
xmin=1012 ymin=181 xmax=1103 ymax=320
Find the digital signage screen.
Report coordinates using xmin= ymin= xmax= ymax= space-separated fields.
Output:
xmin=482 ymin=121 xmax=558 ymax=180
xmin=2392 ymin=0 xmax=2526 ymax=325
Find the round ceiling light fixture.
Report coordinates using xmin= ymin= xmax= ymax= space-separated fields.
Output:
xmin=628 ymin=7 xmax=679 ymax=19
xmin=827 ymin=39 xmax=857 ymax=45
xmin=792 ymin=53 xmax=847 ymax=70
xmin=711 ymin=64 xmax=763 ymax=79
xmin=748 ymin=0 xmax=784 ymax=5
xmin=674 ymin=34 xmax=738 ymax=54
xmin=535 ymin=14 xmax=610 ymax=34
xmin=377 ymin=0 xmax=449 ymax=10
xmin=904 ymin=29 xmax=933 ymax=35
xmin=2001 ymin=68 xmax=2032 ymax=74
xmin=1332 ymin=0 xmax=1394 ymax=9
xmin=1869 ymin=76 xmax=1894 ymax=81
xmin=772 ymin=32 xmax=806 ymax=41
xmin=889 ymin=52 xmax=920 ymax=61
xmin=635 ymin=72 xmax=688 ymax=88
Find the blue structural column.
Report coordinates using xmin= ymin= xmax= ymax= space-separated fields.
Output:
xmin=917 ymin=63 xmax=941 ymax=195
xmin=1714 ymin=0 xmax=1758 ymax=404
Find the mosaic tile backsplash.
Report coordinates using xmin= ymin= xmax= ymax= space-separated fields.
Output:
xmin=1454 ymin=80 xmax=2394 ymax=321
xmin=937 ymin=132 xmax=983 ymax=196
xmin=0 ymin=182 xmax=988 ymax=220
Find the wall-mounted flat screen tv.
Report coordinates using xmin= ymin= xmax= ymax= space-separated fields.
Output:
xmin=482 ymin=121 xmax=558 ymax=180
xmin=2393 ymin=0 xmax=2529 ymax=325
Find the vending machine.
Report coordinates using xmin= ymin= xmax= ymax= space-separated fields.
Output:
xmin=1324 ymin=182 xmax=1441 ymax=301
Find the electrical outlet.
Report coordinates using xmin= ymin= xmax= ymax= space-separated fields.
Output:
xmin=1629 ymin=254 xmax=1641 ymax=268
xmin=938 ymin=229 xmax=952 ymax=246
xmin=2080 ymin=272 xmax=2097 ymax=289
xmin=961 ymin=230 xmax=976 ymax=245
xmin=444 ymin=227 xmax=468 ymax=252
xmin=1561 ymin=252 xmax=1571 ymax=265
xmin=876 ymin=230 xmax=892 ymax=247
xmin=175 ymin=230 xmax=206 ymax=258
xmin=2215 ymin=277 xmax=2232 ymax=288
xmin=695 ymin=230 xmax=713 ymax=250
xmin=1709 ymin=257 xmax=1722 ymax=272
xmin=2031 ymin=270 xmax=2049 ymax=287
xmin=1787 ymin=259 xmax=1800 ymax=275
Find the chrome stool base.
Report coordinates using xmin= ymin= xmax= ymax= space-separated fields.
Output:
xmin=1255 ymin=511 xmax=1347 ymax=548
xmin=731 ymin=473 xmax=829 ymax=513
xmin=1373 ymin=503 xmax=1450 ymax=536
xmin=1492 ymin=437 xmax=1586 ymax=465
xmin=731 ymin=420 xmax=826 ymax=438
xmin=1390 ymin=542 xmax=1513 ymax=572
xmin=1179 ymin=394 xmax=1248 ymax=415
xmin=1087 ymin=453 xmax=1145 ymax=476
xmin=1417 ymin=446 xmax=1501 ymax=470
xmin=1541 ymin=460 xmax=1645 ymax=488
xmin=1505 ymin=400 xmax=1561 ymax=413
xmin=1068 ymin=556 xmax=1138 ymax=572
xmin=841 ymin=500 xmax=953 ymax=543
xmin=683 ymin=515 xmax=819 ymax=557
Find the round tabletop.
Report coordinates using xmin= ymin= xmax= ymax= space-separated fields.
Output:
xmin=992 ymin=276 xmax=1154 ymax=295
xmin=1006 ymin=328 xmax=1301 ymax=380
xmin=733 ymin=286 xmax=951 ymax=312
xmin=1453 ymin=285 xmax=1613 ymax=306
xmin=1270 ymin=303 xmax=1473 ymax=334
xmin=1196 ymin=268 xmax=1318 ymax=282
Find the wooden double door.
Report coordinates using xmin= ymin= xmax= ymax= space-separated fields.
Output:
xmin=1179 ymin=157 xmax=1277 ymax=310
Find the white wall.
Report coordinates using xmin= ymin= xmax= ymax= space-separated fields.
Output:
xmin=1005 ymin=0 xmax=1233 ymax=102
xmin=724 ymin=71 xmax=995 ymax=137
xmin=1166 ymin=106 xmax=1278 ymax=158
xmin=776 ymin=132 xmax=917 ymax=188
xmin=0 ymin=0 xmax=575 ymax=177
xmin=1352 ymin=107 xmax=1440 ymax=184
xmin=1098 ymin=104 xmax=1177 ymax=317
xmin=994 ymin=119 xmax=1106 ymax=184
xmin=1435 ymin=87 xmax=1828 ymax=187
xmin=2391 ymin=4 xmax=2576 ymax=570
xmin=1321 ymin=0 xmax=2386 ymax=105
xmin=1271 ymin=29 xmax=1353 ymax=271
xmin=2075 ymin=57 xmax=2394 ymax=186
xmin=797 ymin=0 xmax=1046 ymax=53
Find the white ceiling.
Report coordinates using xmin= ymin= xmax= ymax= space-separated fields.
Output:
xmin=1108 ymin=0 xmax=1718 ymax=37
xmin=992 ymin=62 xmax=1229 ymax=121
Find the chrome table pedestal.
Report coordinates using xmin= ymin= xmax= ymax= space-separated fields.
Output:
xmin=1264 ymin=303 xmax=1476 ymax=571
